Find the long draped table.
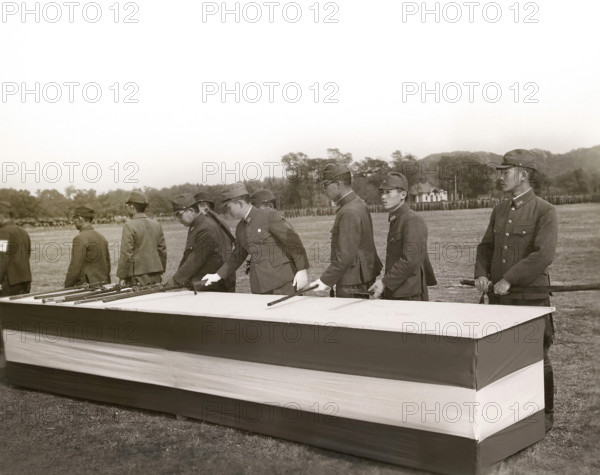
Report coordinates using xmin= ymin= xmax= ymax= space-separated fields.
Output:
xmin=0 ymin=291 xmax=552 ymax=474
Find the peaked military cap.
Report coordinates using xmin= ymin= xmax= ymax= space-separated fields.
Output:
xmin=321 ymin=162 xmax=351 ymax=186
xmin=495 ymin=149 xmax=538 ymax=170
xmin=250 ymin=189 xmax=276 ymax=207
xmin=171 ymin=193 xmax=197 ymax=212
xmin=73 ymin=206 xmax=95 ymax=218
xmin=126 ymin=190 xmax=148 ymax=204
xmin=221 ymin=183 xmax=249 ymax=203
xmin=194 ymin=191 xmax=215 ymax=207
xmin=379 ymin=172 xmax=408 ymax=191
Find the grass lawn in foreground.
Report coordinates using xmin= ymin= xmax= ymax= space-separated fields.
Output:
xmin=1 ymin=203 xmax=599 ymax=474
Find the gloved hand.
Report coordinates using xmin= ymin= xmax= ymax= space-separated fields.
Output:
xmin=292 ymin=269 xmax=308 ymax=290
xmin=368 ymin=279 xmax=385 ymax=299
xmin=310 ymin=279 xmax=331 ymax=292
xmin=202 ymin=273 xmax=222 ymax=286
xmin=474 ymin=276 xmax=491 ymax=293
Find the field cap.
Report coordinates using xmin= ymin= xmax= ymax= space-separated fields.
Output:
xmin=495 ymin=149 xmax=538 ymax=170
xmin=321 ymin=162 xmax=351 ymax=186
xmin=0 ymin=201 xmax=12 ymax=213
xmin=73 ymin=206 xmax=95 ymax=218
xmin=379 ymin=172 xmax=408 ymax=191
xmin=221 ymin=183 xmax=249 ymax=203
xmin=171 ymin=193 xmax=196 ymax=212
xmin=126 ymin=191 xmax=148 ymax=204
xmin=194 ymin=191 xmax=215 ymax=208
xmin=250 ymin=189 xmax=276 ymax=207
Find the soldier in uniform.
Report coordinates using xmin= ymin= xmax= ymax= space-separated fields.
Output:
xmin=116 ymin=191 xmax=167 ymax=286
xmin=167 ymin=193 xmax=234 ymax=292
xmin=310 ymin=163 xmax=382 ymax=298
xmin=202 ymin=183 xmax=309 ymax=295
xmin=474 ymin=149 xmax=558 ymax=432
xmin=369 ymin=172 xmax=437 ymax=300
xmin=64 ymin=206 xmax=111 ymax=287
xmin=0 ymin=201 xmax=32 ymax=296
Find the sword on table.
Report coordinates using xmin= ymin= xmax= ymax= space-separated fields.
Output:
xmin=267 ymin=284 xmax=319 ymax=307
xmin=460 ymin=279 xmax=600 ymax=303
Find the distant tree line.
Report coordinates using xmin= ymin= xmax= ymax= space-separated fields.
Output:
xmin=2 ymin=148 xmax=599 ymax=220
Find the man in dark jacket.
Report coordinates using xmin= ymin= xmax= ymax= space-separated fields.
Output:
xmin=64 ymin=206 xmax=111 ymax=287
xmin=0 ymin=201 xmax=32 ymax=296
xmin=116 ymin=191 xmax=167 ymax=286
xmin=202 ymin=183 xmax=309 ymax=295
xmin=311 ymin=163 xmax=382 ymax=298
xmin=369 ymin=172 xmax=437 ymax=300
xmin=167 ymin=193 xmax=234 ymax=292
xmin=474 ymin=149 xmax=558 ymax=432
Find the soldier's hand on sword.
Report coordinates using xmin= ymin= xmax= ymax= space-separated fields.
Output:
xmin=474 ymin=276 xmax=491 ymax=293
xmin=202 ymin=273 xmax=222 ymax=286
xmin=310 ymin=279 xmax=330 ymax=292
xmin=494 ymin=278 xmax=511 ymax=296
xmin=368 ymin=279 xmax=385 ymax=299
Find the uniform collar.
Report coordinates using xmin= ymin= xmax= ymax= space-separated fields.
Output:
xmin=189 ymin=213 xmax=206 ymax=231
xmin=512 ymin=188 xmax=535 ymax=209
xmin=336 ymin=191 xmax=357 ymax=210
xmin=132 ymin=212 xmax=147 ymax=219
xmin=244 ymin=206 xmax=258 ymax=224
xmin=0 ymin=219 xmax=15 ymax=228
xmin=79 ymin=223 xmax=94 ymax=232
xmin=388 ymin=202 xmax=409 ymax=222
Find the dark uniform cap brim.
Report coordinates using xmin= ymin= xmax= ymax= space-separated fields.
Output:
xmin=73 ymin=206 xmax=95 ymax=218
xmin=126 ymin=191 xmax=148 ymax=204
xmin=221 ymin=183 xmax=249 ymax=203
xmin=495 ymin=149 xmax=538 ymax=170
xmin=172 ymin=193 xmax=197 ymax=212
xmin=193 ymin=191 xmax=215 ymax=206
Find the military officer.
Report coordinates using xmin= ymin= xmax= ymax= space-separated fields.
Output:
xmin=0 ymin=201 xmax=32 ymax=296
xmin=167 ymin=193 xmax=234 ymax=292
xmin=202 ymin=183 xmax=309 ymax=295
xmin=116 ymin=191 xmax=167 ymax=286
xmin=369 ymin=172 xmax=437 ymax=300
xmin=310 ymin=163 xmax=382 ymax=298
xmin=474 ymin=149 xmax=558 ymax=432
xmin=64 ymin=206 xmax=111 ymax=287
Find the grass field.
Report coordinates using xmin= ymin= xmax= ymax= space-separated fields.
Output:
xmin=1 ymin=203 xmax=599 ymax=474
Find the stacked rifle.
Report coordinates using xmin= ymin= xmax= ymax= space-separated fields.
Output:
xmin=8 ymin=281 xmax=195 ymax=305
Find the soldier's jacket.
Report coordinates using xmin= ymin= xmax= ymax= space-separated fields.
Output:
xmin=218 ymin=207 xmax=309 ymax=294
xmin=320 ymin=191 xmax=382 ymax=287
xmin=116 ymin=213 xmax=167 ymax=279
xmin=382 ymin=203 xmax=437 ymax=299
xmin=0 ymin=220 xmax=32 ymax=287
xmin=475 ymin=188 xmax=558 ymax=300
xmin=172 ymin=213 xmax=235 ymax=290
xmin=64 ymin=224 xmax=111 ymax=287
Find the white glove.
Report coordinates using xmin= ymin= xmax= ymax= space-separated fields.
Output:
xmin=292 ymin=269 xmax=308 ymax=291
xmin=368 ymin=279 xmax=385 ymax=299
xmin=310 ymin=279 xmax=331 ymax=292
xmin=202 ymin=273 xmax=222 ymax=286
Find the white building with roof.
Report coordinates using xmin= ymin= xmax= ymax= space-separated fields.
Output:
xmin=410 ymin=182 xmax=448 ymax=203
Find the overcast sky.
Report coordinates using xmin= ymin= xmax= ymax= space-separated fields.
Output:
xmin=1 ymin=0 xmax=599 ymax=193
